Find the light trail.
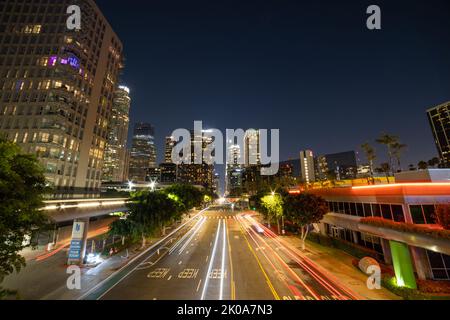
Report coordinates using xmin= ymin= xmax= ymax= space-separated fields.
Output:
xmin=226 ymin=218 xmax=235 ymax=300
xmin=201 ymin=219 xmax=222 ymax=300
xmin=247 ymin=215 xmax=361 ymax=300
xmin=169 ymin=216 xmax=205 ymax=254
xmin=238 ymin=216 xmax=317 ymax=299
xmin=177 ymin=216 xmax=206 ymax=255
xmin=219 ymin=219 xmax=227 ymax=300
xmin=235 ymin=216 xmax=280 ymax=300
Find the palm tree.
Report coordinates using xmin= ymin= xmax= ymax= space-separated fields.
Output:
xmin=375 ymin=133 xmax=398 ymax=174
xmin=391 ymin=142 xmax=407 ymax=172
xmin=376 ymin=162 xmax=391 ymax=183
xmin=361 ymin=142 xmax=376 ymax=184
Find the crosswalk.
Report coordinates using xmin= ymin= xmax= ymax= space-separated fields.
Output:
xmin=201 ymin=215 xmax=236 ymax=220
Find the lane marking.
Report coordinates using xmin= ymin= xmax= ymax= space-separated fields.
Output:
xmin=237 ymin=219 xmax=280 ymax=300
xmin=196 ymin=279 xmax=202 ymax=292
xmin=205 ymin=255 xmax=209 ymax=262
xmin=220 ymin=219 xmax=226 ymax=300
xmin=167 ymin=275 xmax=172 ymax=281
xmin=226 ymin=219 xmax=235 ymax=300
xmin=79 ymin=208 xmax=210 ymax=300
xmin=201 ymin=219 xmax=222 ymax=300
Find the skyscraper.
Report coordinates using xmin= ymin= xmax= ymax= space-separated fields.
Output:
xmin=176 ymin=130 xmax=214 ymax=189
xmin=244 ymin=129 xmax=260 ymax=167
xmin=316 ymin=151 xmax=358 ymax=180
xmin=0 ymin=0 xmax=123 ymax=191
xmin=300 ymin=150 xmax=315 ymax=183
xmin=128 ymin=123 xmax=156 ymax=182
xmin=164 ymin=135 xmax=176 ymax=163
xmin=226 ymin=144 xmax=243 ymax=195
xmin=427 ymin=102 xmax=450 ymax=168
xmin=102 ymin=86 xmax=131 ymax=182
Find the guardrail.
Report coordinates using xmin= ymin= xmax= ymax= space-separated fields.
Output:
xmin=42 ymin=198 xmax=129 ymax=211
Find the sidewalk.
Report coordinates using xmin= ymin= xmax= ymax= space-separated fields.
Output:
xmin=247 ymin=211 xmax=400 ymax=300
xmin=283 ymin=236 xmax=401 ymax=300
xmin=2 ymin=212 xmax=195 ymax=300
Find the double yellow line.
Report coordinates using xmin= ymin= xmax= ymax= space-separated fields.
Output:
xmin=225 ymin=219 xmax=236 ymax=300
xmin=237 ymin=220 xmax=280 ymax=300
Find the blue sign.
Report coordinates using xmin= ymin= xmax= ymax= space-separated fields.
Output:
xmin=68 ymin=239 xmax=82 ymax=259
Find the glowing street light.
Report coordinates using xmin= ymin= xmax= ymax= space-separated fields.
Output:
xmin=148 ymin=180 xmax=157 ymax=192
xmin=127 ymin=180 xmax=135 ymax=192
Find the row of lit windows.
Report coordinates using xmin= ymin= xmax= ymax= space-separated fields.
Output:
xmin=327 ymin=201 xmax=406 ymax=222
xmin=328 ymin=201 xmax=443 ymax=225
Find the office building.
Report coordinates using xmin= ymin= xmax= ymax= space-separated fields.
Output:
xmin=300 ymin=150 xmax=315 ymax=183
xmin=427 ymin=101 xmax=450 ymax=168
xmin=164 ymin=135 xmax=176 ymax=163
xmin=128 ymin=122 xmax=156 ymax=182
xmin=302 ymin=170 xmax=450 ymax=283
xmin=102 ymin=85 xmax=131 ymax=182
xmin=316 ymin=151 xmax=358 ymax=181
xmin=160 ymin=162 xmax=177 ymax=183
xmin=176 ymin=130 xmax=214 ymax=189
xmin=0 ymin=0 xmax=123 ymax=190
xmin=244 ymin=129 xmax=260 ymax=167
xmin=226 ymin=144 xmax=243 ymax=195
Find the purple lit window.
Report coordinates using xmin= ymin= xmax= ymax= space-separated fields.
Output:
xmin=48 ymin=56 xmax=57 ymax=66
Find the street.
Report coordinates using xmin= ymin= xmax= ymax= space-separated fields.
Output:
xmin=92 ymin=209 xmax=361 ymax=300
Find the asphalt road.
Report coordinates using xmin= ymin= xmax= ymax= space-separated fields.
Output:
xmin=91 ymin=209 xmax=360 ymax=300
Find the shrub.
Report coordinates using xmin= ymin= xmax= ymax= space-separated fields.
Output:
xmin=381 ymin=276 xmax=426 ymax=300
xmin=435 ymin=205 xmax=450 ymax=230
xmin=360 ymin=217 xmax=450 ymax=240
xmin=417 ymin=279 xmax=450 ymax=294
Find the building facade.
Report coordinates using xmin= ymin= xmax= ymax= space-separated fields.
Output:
xmin=0 ymin=0 xmax=123 ymax=191
xmin=164 ymin=135 xmax=175 ymax=163
xmin=226 ymin=144 xmax=243 ymax=196
xmin=128 ymin=122 xmax=156 ymax=182
xmin=427 ymin=101 xmax=450 ymax=168
xmin=307 ymin=170 xmax=450 ymax=283
xmin=102 ymin=85 xmax=130 ymax=182
xmin=316 ymin=151 xmax=358 ymax=181
xmin=244 ymin=129 xmax=260 ymax=167
xmin=300 ymin=150 xmax=315 ymax=183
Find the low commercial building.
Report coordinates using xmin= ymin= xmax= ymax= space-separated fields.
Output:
xmin=305 ymin=169 xmax=450 ymax=285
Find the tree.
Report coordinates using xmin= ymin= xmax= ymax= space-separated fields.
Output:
xmin=0 ymin=137 xmax=51 ymax=296
xmin=260 ymin=193 xmax=284 ymax=234
xmin=435 ymin=205 xmax=450 ymax=230
xmin=375 ymin=162 xmax=391 ymax=183
xmin=427 ymin=157 xmax=440 ymax=168
xmin=391 ymin=142 xmax=407 ymax=172
xmin=375 ymin=133 xmax=398 ymax=174
xmin=361 ymin=142 xmax=376 ymax=184
xmin=163 ymin=184 xmax=204 ymax=212
xmin=109 ymin=218 xmax=134 ymax=246
xmin=284 ymin=193 xmax=328 ymax=250
xmin=126 ymin=191 xmax=183 ymax=247
xmin=417 ymin=161 xmax=428 ymax=170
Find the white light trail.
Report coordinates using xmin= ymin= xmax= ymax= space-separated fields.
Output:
xmin=219 ymin=219 xmax=227 ymax=300
xmin=201 ymin=219 xmax=222 ymax=300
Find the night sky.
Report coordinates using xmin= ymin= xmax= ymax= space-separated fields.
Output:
xmin=95 ymin=0 xmax=450 ymax=185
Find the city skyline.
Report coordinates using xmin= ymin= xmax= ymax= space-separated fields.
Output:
xmin=97 ymin=0 xmax=450 ymax=169
xmin=1 ymin=0 xmax=449 ymax=304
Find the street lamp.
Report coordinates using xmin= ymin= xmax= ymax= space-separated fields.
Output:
xmin=148 ymin=180 xmax=157 ymax=192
